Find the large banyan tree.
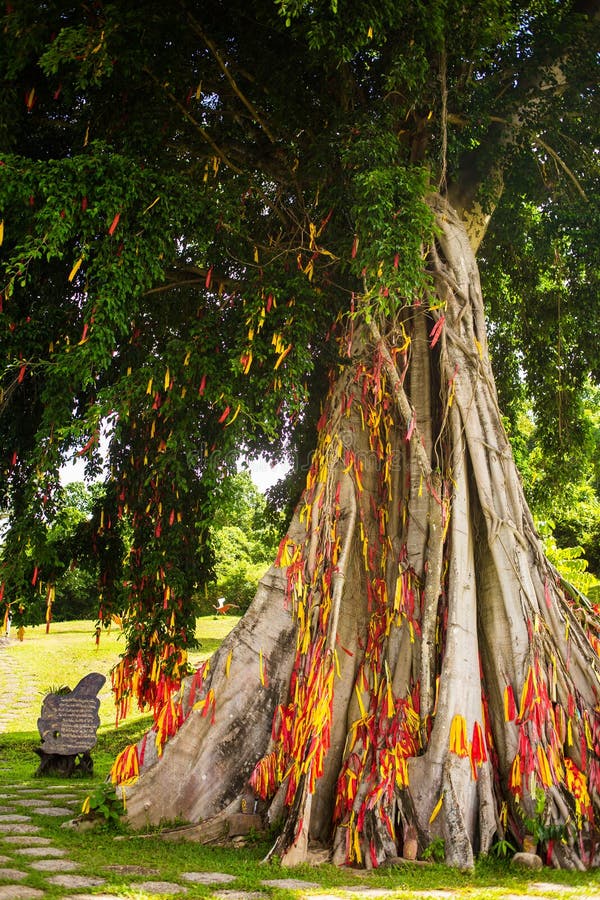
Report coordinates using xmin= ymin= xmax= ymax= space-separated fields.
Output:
xmin=1 ymin=0 xmax=600 ymax=871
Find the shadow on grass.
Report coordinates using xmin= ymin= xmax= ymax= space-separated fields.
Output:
xmin=0 ymin=715 xmax=154 ymax=787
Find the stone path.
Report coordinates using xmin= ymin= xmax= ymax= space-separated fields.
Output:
xmin=2 ymin=639 xmax=600 ymax=898
xmin=0 ymin=638 xmax=36 ymax=734
xmin=0 ymin=779 xmax=598 ymax=900
xmin=0 ymin=782 xmax=332 ymax=900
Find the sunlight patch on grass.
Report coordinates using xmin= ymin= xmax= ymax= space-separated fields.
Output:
xmin=0 ymin=615 xmax=240 ymax=733
xmin=0 ymin=615 xmax=600 ymax=899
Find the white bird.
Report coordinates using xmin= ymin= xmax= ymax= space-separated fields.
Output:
xmin=213 ymin=597 xmax=238 ymax=615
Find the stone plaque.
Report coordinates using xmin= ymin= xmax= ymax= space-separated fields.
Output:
xmin=37 ymin=673 xmax=106 ymax=756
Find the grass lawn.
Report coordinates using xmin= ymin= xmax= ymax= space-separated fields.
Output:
xmin=0 ymin=617 xmax=599 ymax=899
xmin=1 ymin=614 xmax=240 ymax=732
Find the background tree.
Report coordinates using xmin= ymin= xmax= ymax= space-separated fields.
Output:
xmin=204 ymin=470 xmax=284 ymax=613
xmin=42 ymin=481 xmax=101 ymax=622
xmin=1 ymin=0 xmax=600 ymax=871
xmin=0 ymin=480 xmax=118 ymax=625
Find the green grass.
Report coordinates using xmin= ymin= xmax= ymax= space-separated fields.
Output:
xmin=0 ymin=618 xmax=599 ymax=898
xmin=1 ymin=614 xmax=240 ymax=732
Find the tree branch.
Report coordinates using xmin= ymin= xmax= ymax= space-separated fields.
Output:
xmin=184 ymin=11 xmax=277 ymax=145
xmin=143 ymin=67 xmax=243 ymax=174
xmin=447 ymin=0 xmax=599 ymax=248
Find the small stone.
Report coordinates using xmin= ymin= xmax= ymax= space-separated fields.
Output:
xmin=262 ymin=878 xmax=321 ymax=890
xmin=511 ymin=851 xmax=543 ymax=870
xmin=13 ymin=846 xmax=67 ymax=857
xmin=181 ymin=872 xmax=236 ymax=884
xmin=29 ymin=858 xmax=79 ymax=872
xmin=0 ymin=888 xmax=45 ymax=900
xmin=31 ymin=807 xmax=73 ymax=816
xmin=135 ymin=881 xmax=187 ymax=894
xmin=46 ymin=875 xmax=106 ymax=888
xmin=61 ymin=817 xmax=97 ymax=831
xmin=0 ymin=868 xmax=28 ymax=881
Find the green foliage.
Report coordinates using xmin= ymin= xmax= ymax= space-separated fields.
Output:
xmin=0 ymin=480 xmax=112 ymax=623
xmin=504 ymin=386 xmax=600 ymax=582
xmin=81 ymin=783 xmax=124 ymax=829
xmin=205 ymin=471 xmax=284 ymax=613
xmin=343 ymin=130 xmax=434 ymax=314
xmin=542 ymin=535 xmax=600 ymax=604
xmin=490 ymin=837 xmax=516 ymax=859
xmin=42 ymin=683 xmax=72 ymax=696
xmin=0 ymin=0 xmax=598 ymax=708
xmin=422 ymin=837 xmax=446 ymax=862
xmin=517 ymin=789 xmax=569 ymax=846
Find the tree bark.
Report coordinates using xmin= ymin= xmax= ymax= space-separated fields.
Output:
xmin=120 ymin=194 xmax=600 ymax=870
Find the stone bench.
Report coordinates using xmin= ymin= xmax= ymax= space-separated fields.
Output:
xmin=35 ymin=672 xmax=106 ymax=776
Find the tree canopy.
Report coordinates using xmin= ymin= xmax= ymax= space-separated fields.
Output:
xmin=0 ymin=0 xmax=599 ymax=720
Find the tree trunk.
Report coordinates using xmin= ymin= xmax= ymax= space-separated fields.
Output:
xmin=120 ymin=195 xmax=600 ymax=870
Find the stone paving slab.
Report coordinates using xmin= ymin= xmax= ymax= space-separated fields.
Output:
xmin=135 ymin=880 xmax=187 ymax=894
xmin=46 ymin=874 xmax=106 ymax=889
xmin=311 ymin=896 xmax=385 ymax=900
xmin=13 ymin=846 xmax=67 ymax=857
xmin=214 ymin=893 xmax=266 ymax=900
xmin=40 ymin=785 xmax=80 ymax=790
xmin=0 ymin=826 xmax=41 ymax=836
xmin=0 ymin=857 xmax=10 ymax=865
xmin=500 ymin=895 xmax=556 ymax=900
xmin=529 ymin=885 xmax=580 ymax=894
xmin=31 ymin=806 xmax=73 ymax=816
xmin=410 ymin=893 xmax=460 ymax=899
xmin=0 ymin=809 xmax=16 ymax=816
xmin=310 ymin=896 xmax=349 ymax=900
xmin=263 ymin=878 xmax=321 ymax=890
xmin=0 ymin=794 xmax=28 ymax=799
xmin=181 ymin=871 xmax=237 ymax=884
xmin=0 ymin=888 xmax=45 ymax=900
xmin=11 ymin=801 xmax=45 ymax=809
xmin=336 ymin=890 xmax=399 ymax=898
xmin=68 ymin=895 xmax=124 ymax=900
xmin=2 ymin=792 xmax=42 ymax=797
xmin=0 ymin=817 xmax=30 ymax=824
xmin=103 ymin=864 xmax=161 ymax=876
xmin=0 ymin=837 xmax=50 ymax=846
xmin=312 ymin=896 xmax=383 ymax=900
xmin=0 ymin=868 xmax=28 ymax=881
xmin=29 ymin=857 xmax=78 ymax=872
